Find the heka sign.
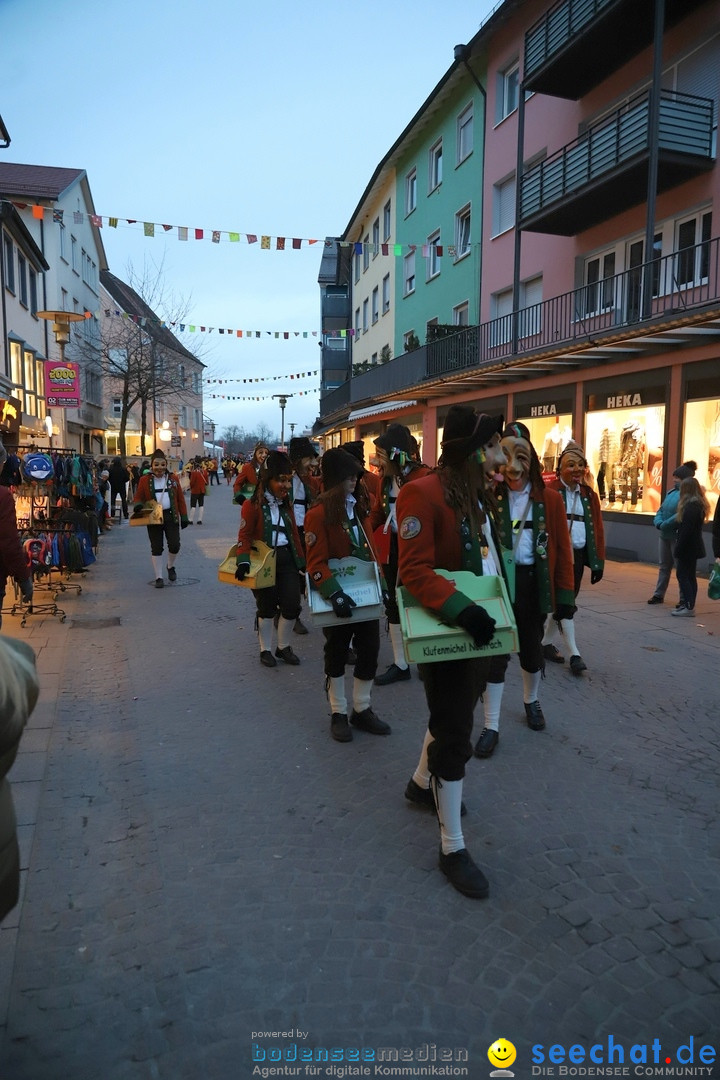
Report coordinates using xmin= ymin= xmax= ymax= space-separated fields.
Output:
xmin=606 ymin=393 xmax=642 ymax=408
xmin=45 ymin=360 xmax=80 ymax=408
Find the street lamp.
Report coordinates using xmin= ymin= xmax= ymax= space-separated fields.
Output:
xmin=37 ymin=309 xmax=85 ymax=448
xmin=289 ymin=423 xmax=296 ymax=439
xmin=272 ymin=394 xmax=293 ymax=449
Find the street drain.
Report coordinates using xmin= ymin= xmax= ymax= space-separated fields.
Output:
xmin=70 ymin=617 xmax=122 ymax=629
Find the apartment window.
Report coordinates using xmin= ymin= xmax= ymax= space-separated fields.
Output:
xmin=498 ymin=61 xmax=519 ymax=121
xmin=493 ymin=175 xmax=516 ymax=236
xmin=18 ymin=254 xmax=28 ymax=307
xmin=371 ymin=353 xmax=378 ymax=366
xmin=403 ymin=330 xmax=417 ymax=350
xmin=3 ymin=235 xmax=14 ymax=293
xmin=382 ymin=273 xmax=390 ymax=314
xmin=71 ymin=235 xmax=78 ymax=272
xmin=519 ymin=276 xmax=543 ymax=337
xmin=372 ymin=286 xmax=379 ymax=324
xmin=583 ymin=251 xmax=616 ymax=315
xmin=490 ymin=287 xmax=514 ymax=346
xmin=403 ymin=251 xmax=416 ymax=296
xmin=24 ymin=349 xmax=37 ymax=416
xmin=59 ymin=222 xmax=67 ymax=261
xmin=362 ymin=298 xmax=369 ymax=333
xmin=372 ymin=218 xmax=380 ymax=258
xmin=61 ymin=287 xmax=68 ymax=311
xmin=676 ymin=210 xmax=712 ymax=287
xmin=354 ymin=249 xmax=361 ymax=284
xmin=178 ymin=363 xmax=186 ymax=387
xmin=457 ymin=104 xmax=473 ymax=163
xmin=383 ymin=200 xmax=391 ymax=242
xmin=355 ymin=307 xmax=361 ymax=338
xmin=113 ymin=396 xmax=123 ymax=417
xmin=426 ymin=231 xmax=441 ymax=281
xmin=29 ymin=268 xmax=38 ymax=315
xmin=453 ymin=302 xmax=469 ymax=326
xmin=455 ymin=205 xmax=471 ymax=260
xmin=405 ymin=168 xmax=417 ymax=215
xmin=10 ymin=342 xmax=23 ymax=409
xmin=429 ymin=140 xmax=443 ymax=192
xmin=362 ymin=233 xmax=370 ymax=272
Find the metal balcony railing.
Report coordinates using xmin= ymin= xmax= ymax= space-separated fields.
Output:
xmin=525 ymin=0 xmax=617 ymax=82
xmin=520 ymin=89 xmax=715 ymax=225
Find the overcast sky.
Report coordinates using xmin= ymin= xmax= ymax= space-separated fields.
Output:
xmin=2 ymin=0 xmax=498 ymax=441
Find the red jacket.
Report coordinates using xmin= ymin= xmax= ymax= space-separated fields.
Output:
xmin=545 ymin=478 xmax=605 ymax=569
xmin=134 ymin=472 xmax=188 ymax=524
xmin=233 ymin=461 xmax=260 ymax=497
xmin=304 ymin=499 xmax=382 ymax=600
xmin=189 ymin=468 xmax=208 ymax=496
xmin=369 ymin=464 xmax=432 ymax=532
xmin=237 ymin=496 xmax=304 ymax=569
xmin=0 ymin=487 xmax=31 ymax=590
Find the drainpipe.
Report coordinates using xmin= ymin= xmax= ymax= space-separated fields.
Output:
xmin=454 ymin=45 xmax=487 ymax=327
xmin=642 ymin=0 xmax=665 ymax=320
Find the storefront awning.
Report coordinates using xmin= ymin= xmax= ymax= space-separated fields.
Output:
xmin=347 ymin=399 xmax=417 ymax=422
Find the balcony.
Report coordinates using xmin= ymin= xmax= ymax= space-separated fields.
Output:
xmin=524 ymin=0 xmax=706 ymax=99
xmin=519 ymin=89 xmax=714 ymax=235
xmin=317 ymin=236 xmax=720 ymax=422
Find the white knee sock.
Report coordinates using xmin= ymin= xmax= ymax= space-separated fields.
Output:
xmin=412 ymin=728 xmax=434 ymax=790
xmin=483 ymin=681 xmax=505 ymax=732
xmin=258 ymin=617 xmax=274 ymax=653
xmin=560 ymin=617 xmax=579 ymax=656
xmin=190 ymin=507 xmax=196 ymax=524
xmin=327 ymin=676 xmax=347 ymax=715
xmin=352 ymin=678 xmax=373 ymax=713
xmin=541 ymin=618 xmax=559 ymax=647
xmin=277 ymin=616 xmax=294 ymax=649
xmin=196 ymin=505 xmax=203 ymax=523
xmin=431 ymin=777 xmax=465 ymax=855
xmin=151 ymin=555 xmax=163 ymax=579
xmin=521 ymin=668 xmax=542 ymax=704
xmin=389 ymin=622 xmax=409 ymax=670
xmin=167 ymin=552 xmax=177 ymax=568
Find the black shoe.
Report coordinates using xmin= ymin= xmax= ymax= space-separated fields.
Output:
xmin=524 ymin=701 xmax=545 ymax=730
xmin=350 ymin=708 xmax=391 ymax=735
xmin=154 ymin=578 xmax=164 ymax=589
xmin=474 ymin=728 xmax=499 ymax=758
xmin=187 ymin=521 xmax=194 ymax=525
xmin=293 ymin=618 xmax=309 ymax=635
xmin=647 ymin=596 xmax=663 ymax=605
xmin=438 ymin=847 xmax=489 ymax=899
xmin=167 ymin=566 xmax=177 ymax=582
xmin=260 ymin=651 xmax=277 ymax=668
xmin=331 ymin=713 xmax=352 ymax=742
xmin=374 ymin=663 xmax=411 ymax=686
xmin=542 ymin=643 xmax=565 ymax=664
xmin=196 ymin=521 xmax=202 ymax=525
xmin=404 ymin=778 xmax=466 ymax=816
xmin=569 ymin=655 xmax=587 ymax=675
xmin=275 ymin=646 xmax=300 ymax=666
xmin=345 ymin=648 xmax=358 ymax=665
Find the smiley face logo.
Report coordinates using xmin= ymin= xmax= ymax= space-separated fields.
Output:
xmin=488 ymin=1039 xmax=516 ymax=1070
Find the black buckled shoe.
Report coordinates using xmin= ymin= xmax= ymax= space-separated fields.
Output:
xmin=260 ymin=651 xmax=277 ymax=668
xmin=293 ymin=618 xmax=309 ymax=635
xmin=350 ymin=708 xmax=391 ymax=735
xmin=331 ymin=713 xmax=352 ymax=742
xmin=167 ymin=566 xmax=177 ymax=582
xmin=374 ymin=663 xmax=411 ymax=686
xmin=404 ymin=778 xmax=466 ymax=816
xmin=474 ymin=728 xmax=499 ymax=758
xmin=647 ymin=596 xmax=663 ymax=605
xmin=438 ymin=847 xmax=489 ymax=899
xmin=524 ymin=701 xmax=546 ymax=730
xmin=542 ymin=643 xmax=564 ymax=664
xmin=569 ymin=655 xmax=587 ymax=675
xmin=154 ymin=578 xmax=164 ymax=589
xmin=275 ymin=646 xmax=300 ymax=666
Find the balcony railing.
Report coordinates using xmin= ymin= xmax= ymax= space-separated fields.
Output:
xmin=525 ymin=0 xmax=616 ymax=83
xmin=520 ymin=89 xmax=715 ymax=228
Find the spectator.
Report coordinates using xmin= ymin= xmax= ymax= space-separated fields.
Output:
xmin=108 ymin=456 xmax=130 ymax=520
xmin=648 ymin=461 xmax=697 ymax=607
xmin=668 ymin=476 xmax=710 ymax=617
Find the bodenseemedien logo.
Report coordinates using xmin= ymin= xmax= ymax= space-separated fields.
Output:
xmin=488 ymin=1038 xmax=516 ymax=1077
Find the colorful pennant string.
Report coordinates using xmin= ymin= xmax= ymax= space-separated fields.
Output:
xmin=205 ymin=372 xmax=317 ymax=384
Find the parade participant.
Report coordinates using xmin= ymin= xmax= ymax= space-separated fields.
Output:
xmin=541 ymin=441 xmax=605 ymax=673
xmin=187 ymin=458 xmax=208 ymax=525
xmin=397 ymin=406 xmax=506 ymax=898
xmin=233 ymin=441 xmax=269 ymax=504
xmin=369 ymin=424 xmax=431 ymax=686
xmin=342 ymin=440 xmax=381 ymax=505
xmin=287 ymin=437 xmax=321 ymax=636
xmin=305 ymin=448 xmax=390 ymax=744
xmin=473 ymin=422 xmax=575 ymax=759
xmin=236 ymin=451 xmax=305 ymax=668
xmin=132 ymin=449 xmax=189 ymax=588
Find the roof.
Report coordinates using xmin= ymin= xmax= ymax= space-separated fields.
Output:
xmin=0 ymin=202 xmax=49 ymax=269
xmin=0 ymin=162 xmax=86 ymax=200
xmin=100 ymin=270 xmax=205 ymax=367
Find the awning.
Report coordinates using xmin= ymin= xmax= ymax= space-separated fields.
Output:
xmin=347 ymin=399 xmax=417 ymax=422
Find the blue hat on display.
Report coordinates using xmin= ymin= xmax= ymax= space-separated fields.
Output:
xmin=22 ymin=452 xmax=54 ymax=482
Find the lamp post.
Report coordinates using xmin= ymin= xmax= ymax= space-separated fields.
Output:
xmin=289 ymin=423 xmax=296 ymax=439
xmin=272 ymin=394 xmax=293 ymax=449
xmin=37 ymin=309 xmax=85 ymax=449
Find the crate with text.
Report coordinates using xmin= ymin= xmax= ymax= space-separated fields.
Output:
xmin=306 ymin=556 xmax=384 ymax=627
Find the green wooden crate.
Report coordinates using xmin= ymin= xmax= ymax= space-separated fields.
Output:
xmin=307 ymin=556 xmax=384 ymax=627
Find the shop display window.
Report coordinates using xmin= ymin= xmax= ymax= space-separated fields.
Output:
xmin=683 ymin=400 xmax=720 ymax=515
xmin=515 ymin=414 xmax=573 ymax=474
xmin=585 ymin=405 xmax=665 ymax=514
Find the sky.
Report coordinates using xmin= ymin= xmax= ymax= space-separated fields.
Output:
xmin=2 ymin=0 xmax=499 ymax=443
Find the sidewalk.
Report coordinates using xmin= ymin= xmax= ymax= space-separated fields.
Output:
xmin=1 ymin=489 xmax=718 ymax=1080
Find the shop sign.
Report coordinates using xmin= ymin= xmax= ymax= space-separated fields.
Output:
xmin=515 ymin=397 xmax=573 ymax=419
xmin=0 ymin=396 xmax=22 ymax=438
xmin=586 ymin=386 xmax=666 ymax=411
xmin=45 ymin=360 xmax=80 ymax=408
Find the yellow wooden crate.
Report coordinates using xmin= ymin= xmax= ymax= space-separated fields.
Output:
xmin=218 ymin=541 xmax=276 ymax=589
xmin=397 ymin=570 xmax=518 ymax=664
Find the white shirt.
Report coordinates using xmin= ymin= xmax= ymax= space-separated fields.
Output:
xmin=292 ymin=474 xmax=308 ymax=528
xmin=508 ymin=483 xmax=535 ymax=566
xmin=561 ymin=481 xmax=587 ymax=549
xmin=345 ymin=493 xmax=361 ymax=545
xmin=264 ymin=492 xmax=289 ymax=546
xmin=480 ymin=519 xmax=500 ymax=576
xmin=153 ymin=477 xmax=171 ymax=510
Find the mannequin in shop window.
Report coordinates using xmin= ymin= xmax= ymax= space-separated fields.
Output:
xmin=615 ymin=420 xmax=645 ymax=508
xmin=596 ymin=421 xmax=618 ymax=501
xmin=541 ymin=422 xmax=563 ymax=473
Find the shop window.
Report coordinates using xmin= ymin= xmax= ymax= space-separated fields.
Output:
xmin=10 ymin=341 xmax=23 ymax=410
xmin=515 ymin=414 xmax=574 ymax=474
xmin=683 ymin=398 xmax=720 ymax=517
xmin=585 ymin=405 xmax=665 ymax=514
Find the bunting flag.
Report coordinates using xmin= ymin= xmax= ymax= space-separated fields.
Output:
xmin=205 ymin=370 xmax=318 ymax=383
xmin=208 ymin=389 xmax=315 ymax=401
xmin=103 ymin=308 xmax=324 ymax=339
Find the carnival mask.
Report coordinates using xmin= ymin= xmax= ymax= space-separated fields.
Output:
xmin=500 ymin=435 xmax=533 ymax=490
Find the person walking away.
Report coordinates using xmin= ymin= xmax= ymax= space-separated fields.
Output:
xmin=208 ymin=459 xmax=220 ymax=485
xmin=0 ymin=440 xmax=34 ymax=623
xmin=541 ymin=441 xmax=605 ymax=674
xmin=287 ymin=437 xmax=321 ymax=635
xmin=669 ymin=477 xmax=710 ymax=617
xmin=648 ymin=461 xmax=697 ymax=607
xmin=235 ymin=451 xmax=305 ymax=667
xmin=108 ymin=456 xmax=130 ymax=520
xmin=305 ymin=448 xmax=390 ymax=743
xmin=132 ymin=449 xmax=189 ymax=588
xmin=188 ymin=458 xmax=208 ymax=525
xmin=397 ymin=406 xmax=504 ymax=898
xmin=233 ymin=442 xmax=269 ymax=504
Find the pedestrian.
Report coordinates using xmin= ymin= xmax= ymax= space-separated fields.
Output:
xmin=0 ymin=440 xmax=34 ymax=624
xmin=474 ymin=421 xmax=575 ymax=759
xmin=541 ymin=440 xmax=605 ymax=674
xmin=235 ymin=451 xmax=305 ymax=668
xmin=669 ymin=476 xmax=710 ymax=617
xmin=397 ymin=406 xmax=505 ymax=899
xmin=97 ymin=469 xmax=112 ymax=531
xmin=647 ymin=460 xmax=697 ymax=607
xmin=108 ymin=456 xmax=130 ymax=520
xmin=369 ymin=424 xmax=431 ymax=686
xmin=305 ymin=448 xmax=390 ymax=743
xmin=233 ymin=441 xmax=269 ymax=504
xmin=187 ymin=458 xmax=208 ymax=525
xmin=287 ymin=436 xmax=321 ymax=635
xmin=0 ymin=635 xmax=40 ymax=922
xmin=208 ymin=459 xmax=220 ymax=486
xmin=132 ymin=449 xmax=189 ymax=588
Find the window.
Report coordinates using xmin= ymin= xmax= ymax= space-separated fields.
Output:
xmin=61 ymin=287 xmax=68 ymax=311
xmin=457 ymin=104 xmax=473 ymax=163
xmin=355 ymin=307 xmax=361 ymax=338
xmin=3 ymin=234 xmax=14 ymax=292
xmin=71 ymin=235 xmax=78 ymax=273
xmin=35 ymin=359 xmax=45 ymax=416
xmin=382 ymin=273 xmax=390 ymax=314
xmin=29 ymin=268 xmax=38 ymax=315
xmin=676 ymin=211 xmax=712 ymax=287
xmin=59 ymin=222 xmax=67 ymax=261
xmin=453 ymin=302 xmax=469 ymax=326
xmin=403 ymin=251 xmax=416 ymax=296
xmin=498 ymin=61 xmax=519 ymax=121
xmin=372 ymin=218 xmax=380 ymax=258
xmin=18 ymin=254 xmax=28 ymax=306
xmin=429 ymin=140 xmax=443 ymax=192
xmin=362 ymin=233 xmax=370 ymax=272
xmin=405 ymin=168 xmax=417 ymax=215
xmin=24 ymin=348 xmax=37 ymax=416
xmin=403 ymin=330 xmax=417 ymax=350
xmin=519 ymin=276 xmax=543 ymax=337
xmin=455 ymin=205 xmax=471 ymax=259
xmin=10 ymin=342 xmax=23 ymax=409
xmin=178 ymin=363 xmax=186 ymax=387
xmin=490 ymin=287 xmax=514 ymax=346
xmin=493 ymin=175 xmax=516 ymax=236
xmin=583 ymin=251 xmax=616 ymax=315
xmin=362 ymin=298 xmax=369 ymax=333
xmin=113 ymin=396 xmax=123 ymax=417
xmin=371 ymin=353 xmax=378 ymax=366
xmin=372 ymin=286 xmax=379 ymax=324
xmin=354 ymin=249 xmax=361 ymax=284
xmin=426 ymin=231 xmax=441 ymax=280
xmin=383 ymin=200 xmax=391 ymax=242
